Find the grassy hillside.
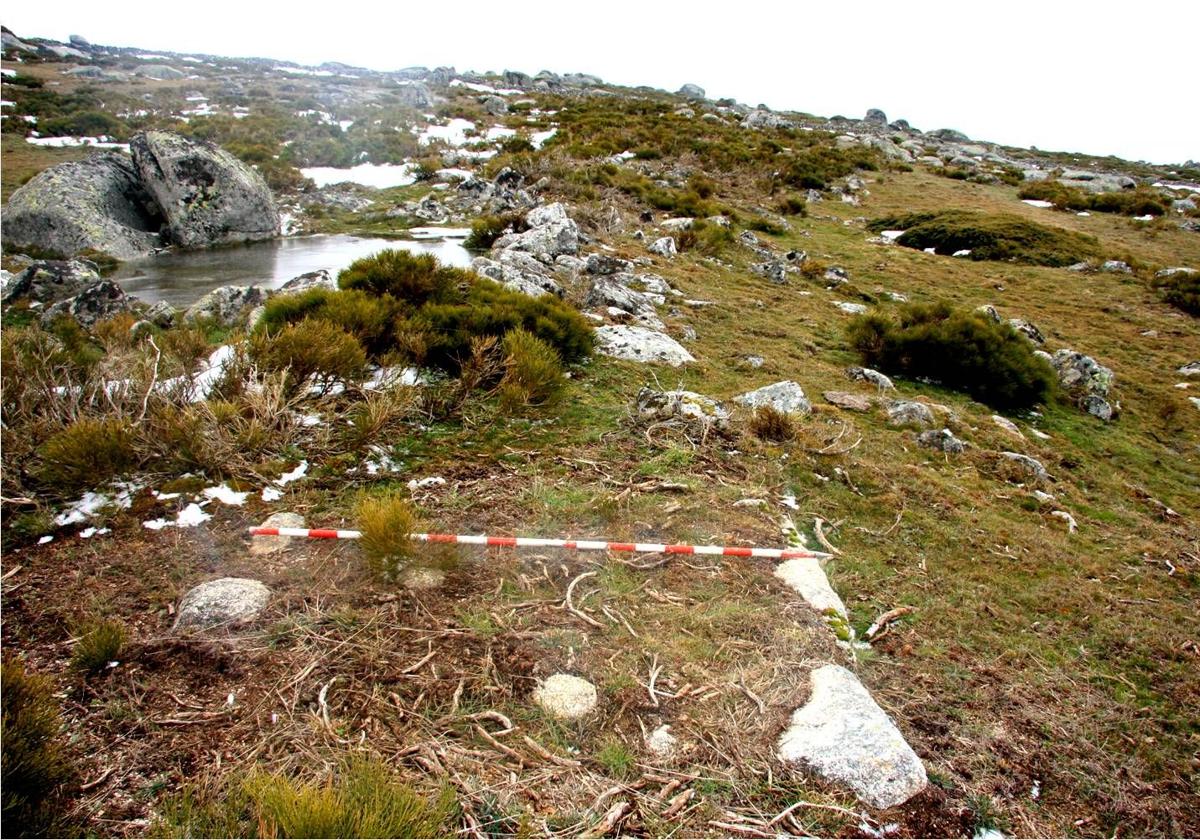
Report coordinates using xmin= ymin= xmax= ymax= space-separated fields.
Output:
xmin=2 ymin=36 xmax=1198 ymax=839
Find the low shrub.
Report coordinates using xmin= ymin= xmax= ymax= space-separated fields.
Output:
xmin=355 ymin=491 xmax=418 ymax=581
xmin=676 ymin=219 xmax=735 ymax=255
xmin=776 ymin=195 xmax=808 ymax=216
xmin=747 ymin=405 xmax=796 ymax=441
xmin=1018 ymin=180 xmax=1170 ymax=217
xmin=498 ymin=329 xmax=565 ymax=409
xmin=70 ymin=618 xmax=127 ymax=676
xmin=249 ymin=319 xmax=367 ymax=396
xmin=866 ymin=211 xmax=1101 ymax=266
xmin=2 ymin=659 xmax=75 ymax=836
xmin=463 ymin=213 xmax=527 ymax=250
xmin=338 ymin=250 xmax=467 ymax=305
xmin=257 ymin=288 xmax=397 ymax=356
xmin=846 ymin=301 xmax=1058 ymax=410
xmin=1154 ymin=271 xmax=1200 ymax=316
xmin=35 ymin=416 xmax=137 ymax=494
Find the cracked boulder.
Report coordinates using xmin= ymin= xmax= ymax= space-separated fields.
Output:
xmin=778 ymin=664 xmax=927 ymax=809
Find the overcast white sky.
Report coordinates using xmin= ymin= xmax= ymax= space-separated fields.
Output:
xmin=6 ymin=1 xmax=1197 ymax=164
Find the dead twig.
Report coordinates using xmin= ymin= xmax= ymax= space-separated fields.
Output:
xmin=865 ymin=606 xmax=915 ymax=641
xmin=565 ymin=571 xmax=604 ymax=628
xmin=769 ymin=797 xmax=869 ymax=826
xmin=473 ymin=724 xmax=524 ymax=766
xmin=661 ymin=788 xmax=694 ymax=819
xmin=401 ymin=643 xmax=436 ymax=674
xmin=582 ymin=800 xmax=631 ymax=838
xmin=522 ymin=734 xmax=582 ymax=768
xmin=813 ymin=518 xmax=842 ymax=556
xmin=647 ymin=654 xmax=663 ymax=708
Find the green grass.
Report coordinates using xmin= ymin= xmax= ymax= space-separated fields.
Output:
xmin=70 ymin=618 xmax=127 ymax=676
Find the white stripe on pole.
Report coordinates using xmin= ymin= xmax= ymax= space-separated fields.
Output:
xmin=248 ymin=527 xmax=829 ymax=560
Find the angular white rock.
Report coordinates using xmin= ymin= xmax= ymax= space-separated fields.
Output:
xmin=778 ymin=664 xmax=927 ymax=809
xmin=735 ymin=380 xmax=812 ymax=415
xmin=775 ymin=557 xmax=847 ymax=618
xmin=594 ymin=326 xmax=694 ymax=366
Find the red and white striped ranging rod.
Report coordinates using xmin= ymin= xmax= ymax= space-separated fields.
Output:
xmin=247 ymin=527 xmax=830 ymax=560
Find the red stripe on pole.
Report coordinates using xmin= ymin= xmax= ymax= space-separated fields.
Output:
xmin=253 ymin=527 xmax=280 ymax=537
xmin=426 ymin=534 xmax=457 ymax=544
xmin=664 ymin=544 xmax=694 ymax=554
xmin=308 ymin=529 xmax=341 ymax=539
xmin=608 ymin=543 xmax=636 ymax=552
xmin=723 ymin=546 xmax=753 ymax=557
xmin=564 ymin=540 xmax=577 ymax=550
xmin=487 ymin=536 xmax=517 ymax=547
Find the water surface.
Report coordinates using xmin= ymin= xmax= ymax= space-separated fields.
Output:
xmin=114 ymin=234 xmax=472 ymax=306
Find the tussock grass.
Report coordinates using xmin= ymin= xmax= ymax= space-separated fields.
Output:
xmin=249 ymin=319 xmax=367 ymax=396
xmin=498 ymin=329 xmax=565 ymax=409
xmin=2 ymin=660 xmax=75 ymax=836
xmin=747 ymin=405 xmax=797 ymax=441
xmin=69 ymin=618 xmax=127 ymax=676
xmin=156 ymin=758 xmax=455 ymax=838
xmin=34 ymin=417 xmax=137 ymax=495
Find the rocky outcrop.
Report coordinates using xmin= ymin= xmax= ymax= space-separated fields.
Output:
xmin=2 ymin=154 xmax=163 ymax=260
xmin=678 ymin=83 xmax=706 ymax=99
xmin=494 ymin=202 xmax=578 ymax=257
xmin=184 ymin=285 xmax=268 ymax=326
xmin=1052 ymin=349 xmax=1116 ymax=421
xmin=280 ymin=269 xmax=337 ymax=293
xmin=636 ymin=387 xmax=730 ymax=429
xmin=1 ymin=260 xmax=103 ymax=305
xmin=40 ymin=281 xmax=137 ymax=328
xmin=887 ymin=401 xmax=935 ymax=428
xmin=130 ymin=131 xmax=280 ymax=249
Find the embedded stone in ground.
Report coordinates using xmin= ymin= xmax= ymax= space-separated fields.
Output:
xmin=533 ymin=673 xmax=598 ymax=719
xmin=594 ymin=325 xmax=694 ymax=366
xmin=249 ymin=512 xmax=305 ymax=556
xmin=646 ymin=724 xmax=678 ymax=757
xmin=824 ymin=391 xmax=873 ymax=412
xmin=778 ymin=664 xmax=927 ymax=809
xmin=174 ymin=577 xmax=271 ymax=631
xmin=734 ymin=380 xmax=812 ymax=415
xmin=401 ymin=566 xmax=445 ymax=590
xmin=775 ymin=557 xmax=847 ymax=619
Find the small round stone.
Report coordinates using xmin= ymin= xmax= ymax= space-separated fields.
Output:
xmin=401 ymin=567 xmax=445 ymax=590
xmin=533 ymin=673 xmax=598 ymax=719
xmin=174 ymin=577 xmax=270 ymax=631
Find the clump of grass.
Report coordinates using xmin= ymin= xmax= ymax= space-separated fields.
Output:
xmin=34 ymin=416 xmax=137 ymax=495
xmin=156 ymin=757 xmax=455 ymax=838
xmin=595 ymin=738 xmax=637 ymax=779
xmin=498 ymin=329 xmax=565 ymax=409
xmin=249 ymin=319 xmax=367 ymax=396
xmin=2 ymin=659 xmax=76 ymax=836
xmin=463 ymin=213 xmax=527 ymax=250
xmin=866 ymin=210 xmax=1101 ymax=266
xmin=675 ymin=218 xmax=735 ymax=255
xmin=847 ymin=301 xmax=1058 ymax=410
xmin=799 ymin=258 xmax=828 ymax=279
xmin=776 ymin=195 xmax=808 ymax=216
xmin=70 ymin=618 xmax=127 ymax=676
xmin=747 ymin=405 xmax=796 ymax=441
xmin=355 ymin=491 xmax=418 ymax=581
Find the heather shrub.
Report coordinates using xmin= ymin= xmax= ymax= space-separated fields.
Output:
xmin=355 ymin=491 xmax=417 ymax=581
xmin=498 ymin=329 xmax=565 ymax=409
xmin=35 ymin=417 xmax=137 ymax=494
xmin=1154 ymin=271 xmax=1200 ymax=316
xmin=846 ymin=302 xmax=1057 ymax=410
xmin=337 ymin=250 xmax=466 ymax=305
xmin=748 ymin=405 xmax=796 ymax=442
xmin=676 ymin=218 xmax=736 ymax=255
xmin=463 ymin=213 xmax=527 ymax=250
xmin=776 ymin=195 xmax=808 ymax=216
xmin=249 ymin=319 xmax=367 ymax=395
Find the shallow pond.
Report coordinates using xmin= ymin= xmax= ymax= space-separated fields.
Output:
xmin=113 ymin=233 xmax=473 ymax=306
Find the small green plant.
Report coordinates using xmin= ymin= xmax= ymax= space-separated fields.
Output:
xmin=2 ymin=660 xmax=75 ymax=836
xmin=249 ymin=319 xmax=367 ymax=395
xmin=847 ymin=301 xmax=1058 ymax=410
xmin=595 ymin=738 xmax=637 ymax=779
xmin=675 ymin=218 xmax=735 ymax=255
xmin=776 ymin=195 xmax=808 ymax=216
xmin=463 ymin=213 xmax=527 ymax=250
xmin=747 ymin=405 xmax=796 ymax=441
xmin=355 ymin=491 xmax=417 ymax=581
xmin=1153 ymin=271 xmax=1200 ymax=316
xmin=35 ymin=416 xmax=137 ymax=495
xmin=70 ymin=618 xmax=127 ymax=676
xmin=498 ymin=329 xmax=565 ymax=409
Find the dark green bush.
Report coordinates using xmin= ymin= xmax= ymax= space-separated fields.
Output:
xmin=1018 ymin=180 xmax=1169 ymax=217
xmin=676 ymin=219 xmax=735 ymax=255
xmin=867 ymin=210 xmax=1101 ymax=266
xmin=2 ymin=660 xmax=75 ymax=837
xmin=498 ymin=329 xmax=565 ymax=408
xmin=260 ymin=253 xmax=592 ymax=373
xmin=463 ymin=214 xmax=527 ymax=250
xmin=776 ymin=196 xmax=808 ymax=216
xmin=846 ymin=302 xmax=1057 ymax=410
xmin=338 ymin=250 xmax=467 ymax=305
xmin=1154 ymin=271 xmax=1200 ymax=316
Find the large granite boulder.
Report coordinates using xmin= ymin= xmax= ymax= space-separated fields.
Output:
xmin=1 ymin=260 xmax=103 ymax=305
xmin=40 ymin=281 xmax=137 ymax=328
xmin=131 ymin=131 xmax=280 ymax=248
xmin=2 ymin=153 xmax=163 ymax=260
